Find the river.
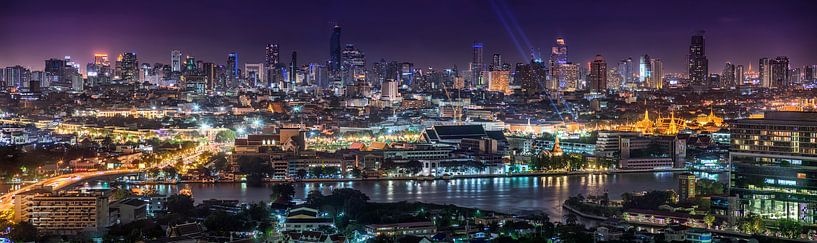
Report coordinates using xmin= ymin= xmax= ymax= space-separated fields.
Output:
xmin=129 ymin=171 xmax=725 ymax=220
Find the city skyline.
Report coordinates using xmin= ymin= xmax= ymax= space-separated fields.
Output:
xmin=2 ymin=0 xmax=816 ymax=73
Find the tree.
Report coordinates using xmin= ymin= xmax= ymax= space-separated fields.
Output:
xmin=270 ymin=183 xmax=296 ymax=205
xmin=776 ymin=218 xmax=802 ymax=239
xmin=8 ymin=221 xmax=37 ymax=242
xmin=739 ymin=213 xmax=764 ymax=234
xmin=215 ymin=130 xmax=237 ymax=143
xmin=204 ymin=210 xmax=244 ymax=233
xmin=310 ymin=166 xmax=324 ymax=178
xmin=703 ymin=213 xmax=716 ymax=228
xmin=166 ymin=194 xmax=195 ymax=216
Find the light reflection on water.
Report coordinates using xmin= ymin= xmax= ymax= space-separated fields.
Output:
xmin=0 ymin=172 xmax=725 ymax=220
xmin=131 ymin=172 xmax=725 ymax=218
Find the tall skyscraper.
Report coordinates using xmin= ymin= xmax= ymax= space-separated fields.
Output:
xmin=265 ymin=44 xmax=279 ymax=67
xmin=226 ymin=52 xmax=239 ymax=88
xmin=3 ymin=66 xmax=30 ymax=89
xmin=329 ymin=25 xmax=342 ymax=76
xmin=651 ymin=59 xmax=664 ymax=89
xmin=290 ymin=51 xmax=298 ymax=87
xmin=171 ymin=50 xmax=182 ymax=72
xmin=550 ymin=37 xmax=568 ymax=67
xmin=759 ymin=58 xmax=771 ymax=88
xmin=491 ymin=53 xmax=502 ymax=71
xmin=116 ymin=52 xmax=139 ymax=83
xmin=735 ymin=65 xmax=745 ymax=87
xmin=589 ymin=55 xmax=607 ymax=92
xmin=202 ymin=62 xmax=216 ymax=91
xmin=805 ymin=65 xmax=817 ymax=82
xmin=730 ymin=111 xmax=817 ymax=224
xmin=341 ymin=44 xmax=366 ymax=84
xmin=770 ymin=56 xmax=790 ymax=88
xmin=618 ymin=58 xmax=634 ymax=88
xmin=639 ymin=54 xmax=652 ymax=85
xmin=721 ymin=62 xmax=736 ymax=88
xmin=470 ymin=42 xmax=484 ymax=88
xmin=688 ymin=32 xmax=709 ymax=87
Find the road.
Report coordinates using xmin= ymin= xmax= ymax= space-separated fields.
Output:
xmin=0 ymin=169 xmax=139 ymax=211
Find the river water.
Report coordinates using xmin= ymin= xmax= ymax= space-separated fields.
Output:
xmin=134 ymin=171 xmax=725 ymax=220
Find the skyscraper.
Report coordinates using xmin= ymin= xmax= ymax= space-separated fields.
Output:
xmin=116 ymin=52 xmax=139 ymax=83
xmin=550 ymin=37 xmax=568 ymax=67
xmin=516 ymin=60 xmax=547 ymax=96
xmin=730 ymin=111 xmax=817 ymax=224
xmin=651 ymin=59 xmax=664 ymax=89
xmin=491 ymin=53 xmax=502 ymax=71
xmin=770 ymin=56 xmax=790 ymax=88
xmin=735 ymin=65 xmax=745 ymax=87
xmin=721 ymin=62 xmax=736 ymax=88
xmin=589 ymin=55 xmax=607 ymax=92
xmin=226 ymin=52 xmax=239 ymax=88
xmin=639 ymin=54 xmax=652 ymax=85
xmin=329 ymin=25 xmax=342 ymax=76
xmin=759 ymin=58 xmax=771 ymax=88
xmin=470 ymin=42 xmax=484 ymax=88
xmin=618 ymin=58 xmax=634 ymax=88
xmin=171 ymin=50 xmax=182 ymax=72
xmin=265 ymin=44 xmax=279 ymax=67
xmin=290 ymin=51 xmax=298 ymax=87
xmin=688 ymin=32 xmax=708 ymax=87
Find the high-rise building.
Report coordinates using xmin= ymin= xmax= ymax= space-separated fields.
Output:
xmin=171 ymin=50 xmax=182 ymax=72
xmin=688 ymin=32 xmax=709 ymax=87
xmin=265 ymin=44 xmax=279 ymax=67
xmin=721 ymin=62 xmax=736 ymax=88
xmin=226 ymin=52 xmax=239 ymax=88
xmin=770 ymin=56 xmax=790 ymax=88
xmin=516 ymin=60 xmax=547 ymax=96
xmin=244 ymin=63 xmax=264 ymax=88
xmin=184 ymin=56 xmax=197 ymax=74
xmin=3 ymin=66 xmax=30 ymax=89
xmin=487 ymin=70 xmax=510 ymax=94
xmin=550 ymin=37 xmax=568 ymax=67
xmin=341 ymin=44 xmax=366 ymax=84
xmin=735 ymin=65 xmax=745 ymax=87
xmin=805 ymin=65 xmax=817 ymax=82
xmin=289 ymin=51 xmax=298 ymax=87
xmin=651 ymin=59 xmax=664 ymax=89
xmin=116 ymin=52 xmax=139 ymax=83
xmin=639 ymin=54 xmax=652 ymax=85
xmin=759 ymin=58 xmax=772 ymax=88
xmin=490 ymin=53 xmax=502 ymax=71
xmin=382 ymin=79 xmax=399 ymax=101
xmin=400 ymin=62 xmax=414 ymax=87
xmin=730 ymin=111 xmax=817 ymax=224
xmin=557 ymin=63 xmax=579 ymax=91
xmin=679 ymin=173 xmax=696 ymax=201
xmin=329 ymin=25 xmax=342 ymax=76
xmin=589 ymin=55 xmax=607 ymax=92
xmin=618 ymin=58 xmax=634 ymax=89
xmin=470 ymin=42 xmax=484 ymax=88
xmin=202 ymin=62 xmax=216 ymax=91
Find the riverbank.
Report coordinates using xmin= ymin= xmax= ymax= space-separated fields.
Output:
xmin=125 ymin=167 xmax=691 ymax=185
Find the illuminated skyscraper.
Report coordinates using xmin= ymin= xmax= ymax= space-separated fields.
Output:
xmin=265 ymin=44 xmax=279 ymax=67
xmin=116 ymin=52 xmax=139 ymax=83
xmin=171 ymin=50 xmax=182 ymax=72
xmin=491 ymin=53 xmax=502 ymax=71
xmin=470 ymin=42 xmax=484 ymax=88
xmin=516 ymin=59 xmax=547 ymax=96
xmin=721 ymin=62 xmax=736 ymax=88
xmin=651 ymin=59 xmax=664 ymax=89
xmin=759 ymin=58 xmax=771 ymax=88
xmin=329 ymin=25 xmax=342 ymax=77
xmin=770 ymin=56 xmax=790 ymax=88
xmin=735 ymin=65 xmax=745 ymax=87
xmin=226 ymin=52 xmax=239 ymax=88
xmin=185 ymin=56 xmax=197 ymax=74
xmin=688 ymin=32 xmax=708 ymax=87
xmin=341 ymin=44 xmax=366 ymax=84
xmin=618 ymin=57 xmax=634 ymax=88
xmin=550 ymin=37 xmax=568 ymax=67
xmin=589 ymin=55 xmax=607 ymax=92
xmin=289 ymin=51 xmax=298 ymax=87
xmin=3 ymin=66 xmax=30 ymax=89
xmin=639 ymin=54 xmax=652 ymax=85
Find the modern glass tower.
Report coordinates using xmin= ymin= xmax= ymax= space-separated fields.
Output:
xmin=730 ymin=111 xmax=817 ymax=224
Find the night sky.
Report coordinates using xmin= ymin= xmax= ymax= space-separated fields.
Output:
xmin=1 ymin=0 xmax=816 ymax=73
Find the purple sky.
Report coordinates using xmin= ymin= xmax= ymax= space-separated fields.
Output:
xmin=1 ymin=0 xmax=816 ymax=73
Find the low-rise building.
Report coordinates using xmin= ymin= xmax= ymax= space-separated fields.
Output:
xmin=365 ymin=221 xmax=436 ymax=237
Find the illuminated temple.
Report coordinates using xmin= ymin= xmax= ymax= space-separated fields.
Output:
xmin=628 ymin=107 xmax=723 ymax=135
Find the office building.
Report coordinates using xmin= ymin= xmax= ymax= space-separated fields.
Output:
xmin=381 ymin=79 xmax=399 ymax=101
xmin=589 ymin=55 xmax=607 ymax=92
xmin=116 ymin=52 xmax=139 ymax=83
xmin=470 ymin=42 xmax=485 ymax=88
xmin=688 ymin=32 xmax=708 ymax=87
xmin=226 ymin=52 xmax=239 ymax=88
xmin=516 ymin=60 xmax=547 ymax=96
xmin=652 ymin=59 xmax=664 ymax=89
xmin=735 ymin=65 xmax=745 ymax=87
xmin=722 ymin=62 xmax=736 ymax=88
xmin=329 ymin=25 xmax=342 ymax=77
xmin=486 ymin=70 xmax=510 ymax=94
xmin=171 ymin=50 xmax=182 ymax=72
xmin=759 ymin=58 xmax=771 ymax=88
xmin=244 ymin=63 xmax=264 ymax=88
xmin=639 ymin=54 xmax=652 ymax=85
xmin=730 ymin=111 xmax=817 ymax=224
xmin=265 ymin=43 xmax=279 ymax=67
xmin=770 ymin=56 xmax=790 ymax=88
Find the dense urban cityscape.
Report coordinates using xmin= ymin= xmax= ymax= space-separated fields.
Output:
xmin=1 ymin=0 xmax=816 ymax=242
